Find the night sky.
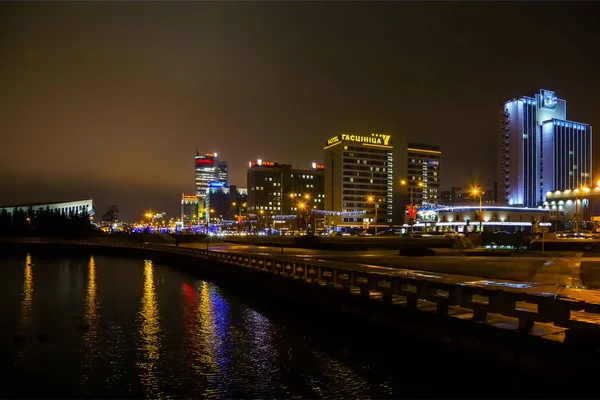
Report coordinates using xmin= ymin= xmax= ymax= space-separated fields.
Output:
xmin=0 ymin=2 xmax=598 ymax=221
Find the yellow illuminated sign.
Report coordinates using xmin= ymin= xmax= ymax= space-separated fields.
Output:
xmin=325 ymin=133 xmax=392 ymax=148
xmin=326 ymin=136 xmax=340 ymax=146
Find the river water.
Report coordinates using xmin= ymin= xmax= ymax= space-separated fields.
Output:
xmin=0 ymin=253 xmax=550 ymax=398
xmin=0 ymin=254 xmax=412 ymax=398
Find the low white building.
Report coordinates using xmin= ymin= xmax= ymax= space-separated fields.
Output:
xmin=437 ymin=206 xmax=550 ymax=233
xmin=543 ymin=186 xmax=600 ymax=222
xmin=1 ymin=199 xmax=96 ymax=217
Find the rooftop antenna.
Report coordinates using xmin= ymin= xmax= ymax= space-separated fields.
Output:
xmin=195 ymin=141 xmax=199 ymax=157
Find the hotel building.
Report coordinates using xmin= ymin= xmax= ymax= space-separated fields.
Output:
xmin=324 ymin=133 xmax=393 ymax=228
xmin=406 ymin=143 xmax=441 ymax=207
xmin=500 ymin=89 xmax=592 ymax=207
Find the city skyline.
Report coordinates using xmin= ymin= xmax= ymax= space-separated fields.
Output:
xmin=0 ymin=2 xmax=598 ymax=220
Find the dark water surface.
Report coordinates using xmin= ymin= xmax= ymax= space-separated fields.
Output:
xmin=0 ymin=254 xmax=417 ymax=399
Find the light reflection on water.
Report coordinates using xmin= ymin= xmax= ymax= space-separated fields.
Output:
xmin=1 ymin=255 xmax=408 ymax=398
xmin=14 ymin=254 xmax=34 ymax=369
xmin=20 ymin=254 xmax=34 ymax=331
xmin=82 ymin=256 xmax=101 ymax=385
xmin=137 ymin=259 xmax=162 ymax=399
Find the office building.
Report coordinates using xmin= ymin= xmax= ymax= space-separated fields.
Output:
xmin=247 ymin=160 xmax=325 ymax=226
xmin=181 ymin=194 xmax=199 ymax=228
xmin=440 ymin=187 xmax=462 ymax=206
xmin=194 ymin=152 xmax=217 ymax=199
xmin=205 ymin=182 xmax=239 ymax=225
xmin=324 ymin=133 xmax=393 ymax=229
xmin=218 ymin=161 xmax=228 ymax=185
xmin=500 ymin=89 xmax=592 ymax=207
xmin=407 ymin=143 xmax=441 ymax=207
xmin=194 ymin=150 xmax=229 ymax=200
xmin=441 ymin=185 xmax=496 ymax=206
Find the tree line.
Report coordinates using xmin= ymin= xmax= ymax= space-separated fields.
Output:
xmin=0 ymin=207 xmax=100 ymax=237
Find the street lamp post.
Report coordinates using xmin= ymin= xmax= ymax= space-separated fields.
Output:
xmin=471 ymin=188 xmax=484 ymax=233
xmin=574 ymin=189 xmax=579 ymax=234
xmin=232 ymin=201 xmax=247 ymax=232
xmin=573 ymin=186 xmax=589 ymax=234
xmin=367 ymin=196 xmax=379 ymax=236
xmin=400 ymin=180 xmax=423 ymax=238
xmin=259 ymin=210 xmax=265 ymax=231
xmin=303 ymin=194 xmax=312 ymax=233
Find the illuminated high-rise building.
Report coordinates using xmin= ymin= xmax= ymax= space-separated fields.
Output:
xmin=218 ymin=161 xmax=228 ymax=185
xmin=194 ymin=149 xmax=229 ymax=205
xmin=500 ymin=89 xmax=592 ymax=207
xmin=194 ymin=152 xmax=217 ymax=199
xmin=246 ymin=160 xmax=325 ymax=219
xmin=406 ymin=143 xmax=441 ymax=206
xmin=181 ymin=194 xmax=199 ymax=228
xmin=324 ymin=133 xmax=393 ymax=229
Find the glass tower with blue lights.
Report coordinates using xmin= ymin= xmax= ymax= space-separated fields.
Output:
xmin=499 ymin=89 xmax=592 ymax=207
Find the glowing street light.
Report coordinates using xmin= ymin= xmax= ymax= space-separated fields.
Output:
xmin=232 ymin=202 xmax=247 ymax=231
xmin=471 ymin=187 xmax=484 ymax=233
xmin=367 ymin=196 xmax=379 ymax=236
xmin=400 ymin=180 xmax=424 ymax=238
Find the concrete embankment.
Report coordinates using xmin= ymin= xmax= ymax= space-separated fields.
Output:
xmin=1 ymin=240 xmax=599 ymax=394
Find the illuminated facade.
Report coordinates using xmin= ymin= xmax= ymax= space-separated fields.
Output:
xmin=437 ymin=206 xmax=550 ymax=233
xmin=247 ymin=160 xmax=325 ymax=224
xmin=217 ymin=161 xmax=228 ymax=185
xmin=0 ymin=199 xmax=95 ymax=217
xmin=194 ymin=153 xmax=217 ymax=199
xmin=324 ymin=133 xmax=393 ymax=228
xmin=500 ymin=89 xmax=592 ymax=207
xmin=543 ymin=185 xmax=600 ymax=228
xmin=194 ymin=152 xmax=229 ymax=201
xmin=205 ymin=182 xmax=240 ymax=225
xmin=407 ymin=143 xmax=441 ymax=206
xmin=181 ymin=194 xmax=199 ymax=228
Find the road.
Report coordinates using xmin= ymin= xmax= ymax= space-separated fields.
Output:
xmin=178 ymin=242 xmax=600 ymax=290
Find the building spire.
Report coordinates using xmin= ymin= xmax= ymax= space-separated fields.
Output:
xmin=195 ymin=141 xmax=199 ymax=156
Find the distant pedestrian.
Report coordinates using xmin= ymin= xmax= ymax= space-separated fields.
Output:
xmin=175 ymin=238 xmax=180 ymax=247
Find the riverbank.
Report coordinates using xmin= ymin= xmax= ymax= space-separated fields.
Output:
xmin=1 ymin=239 xmax=599 ymax=394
